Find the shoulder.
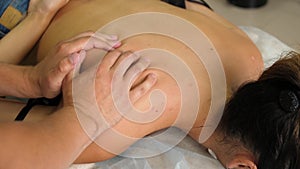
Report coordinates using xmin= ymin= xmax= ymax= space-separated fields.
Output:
xmin=222 ymin=36 xmax=264 ymax=92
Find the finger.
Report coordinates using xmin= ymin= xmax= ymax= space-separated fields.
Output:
xmin=62 ymin=70 xmax=74 ymax=91
xmin=130 ymin=73 xmax=157 ymax=103
xmin=62 ymin=69 xmax=75 ymax=106
xmin=69 ymin=51 xmax=81 ymax=65
xmin=65 ymin=31 xmax=121 ymax=50
xmin=98 ymin=50 xmax=122 ymax=74
xmin=72 ymin=51 xmax=87 ymax=76
xmin=64 ymin=31 xmax=120 ymax=46
xmin=63 ymin=31 xmax=95 ymax=43
xmin=57 ymin=36 xmax=90 ymax=56
xmin=112 ymin=51 xmax=140 ymax=76
xmin=85 ymin=36 xmax=121 ymax=51
xmin=61 ymin=36 xmax=120 ymax=56
xmin=94 ymin=32 xmax=118 ymax=41
xmin=124 ymin=57 xmax=150 ymax=81
xmin=50 ymin=53 xmax=78 ymax=89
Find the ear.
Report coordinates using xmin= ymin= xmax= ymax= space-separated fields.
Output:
xmin=226 ymin=153 xmax=257 ymax=169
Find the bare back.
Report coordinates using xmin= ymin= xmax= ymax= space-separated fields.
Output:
xmin=36 ymin=0 xmax=263 ymax=163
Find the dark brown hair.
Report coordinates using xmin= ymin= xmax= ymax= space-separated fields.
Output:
xmin=219 ymin=51 xmax=300 ymax=169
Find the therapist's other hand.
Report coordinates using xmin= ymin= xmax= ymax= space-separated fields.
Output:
xmin=28 ymin=0 xmax=69 ymax=16
xmin=62 ymin=50 xmax=157 ymax=129
xmin=95 ymin=51 xmax=157 ymax=126
xmin=31 ymin=31 xmax=121 ymax=98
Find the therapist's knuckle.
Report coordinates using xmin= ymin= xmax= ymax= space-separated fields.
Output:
xmin=45 ymin=76 xmax=54 ymax=89
xmin=58 ymin=60 xmax=68 ymax=73
xmin=56 ymin=42 xmax=69 ymax=54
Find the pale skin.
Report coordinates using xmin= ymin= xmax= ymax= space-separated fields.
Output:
xmin=0 ymin=0 xmax=264 ymax=168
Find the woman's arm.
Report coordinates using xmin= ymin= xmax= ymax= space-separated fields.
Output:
xmin=0 ymin=0 xmax=70 ymax=64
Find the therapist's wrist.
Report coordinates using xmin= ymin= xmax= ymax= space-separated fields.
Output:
xmin=23 ymin=66 xmax=42 ymax=98
xmin=26 ymin=9 xmax=56 ymax=27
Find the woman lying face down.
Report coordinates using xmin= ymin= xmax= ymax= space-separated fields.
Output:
xmin=0 ymin=0 xmax=298 ymax=168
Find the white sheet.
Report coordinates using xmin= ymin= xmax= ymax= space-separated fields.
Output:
xmin=69 ymin=26 xmax=296 ymax=169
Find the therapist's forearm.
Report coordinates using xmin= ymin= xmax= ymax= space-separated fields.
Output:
xmin=0 ymin=106 xmax=91 ymax=169
xmin=0 ymin=10 xmax=55 ymax=64
xmin=0 ymin=63 xmax=38 ymax=98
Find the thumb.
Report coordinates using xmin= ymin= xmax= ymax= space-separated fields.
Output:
xmin=51 ymin=53 xmax=79 ymax=88
xmin=46 ymin=52 xmax=82 ymax=98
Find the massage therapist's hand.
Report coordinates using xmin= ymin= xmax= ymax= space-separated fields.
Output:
xmin=95 ymin=51 xmax=157 ymax=128
xmin=30 ymin=31 xmax=121 ymax=98
xmin=28 ymin=0 xmax=69 ymax=17
xmin=62 ymin=50 xmax=157 ymax=134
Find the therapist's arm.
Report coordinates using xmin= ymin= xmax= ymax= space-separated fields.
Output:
xmin=0 ymin=50 xmax=156 ymax=169
xmin=0 ymin=0 xmax=70 ymax=64
xmin=0 ymin=106 xmax=90 ymax=169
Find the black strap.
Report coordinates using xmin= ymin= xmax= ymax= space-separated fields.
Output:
xmin=15 ymin=94 xmax=62 ymax=121
xmin=187 ymin=0 xmax=213 ymax=10
xmin=161 ymin=0 xmax=213 ymax=10
xmin=161 ymin=0 xmax=186 ymax=8
xmin=15 ymin=98 xmax=38 ymax=121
